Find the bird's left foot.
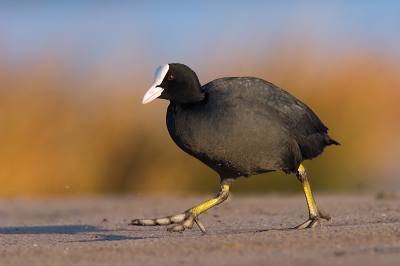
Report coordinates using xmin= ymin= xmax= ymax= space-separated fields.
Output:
xmin=294 ymin=209 xmax=331 ymax=229
xmin=129 ymin=210 xmax=207 ymax=234
xmin=130 ymin=185 xmax=230 ymax=234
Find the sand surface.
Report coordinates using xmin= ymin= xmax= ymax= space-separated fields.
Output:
xmin=1 ymin=193 xmax=400 ymax=265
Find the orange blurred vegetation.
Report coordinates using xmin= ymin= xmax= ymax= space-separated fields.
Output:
xmin=1 ymin=44 xmax=399 ymax=197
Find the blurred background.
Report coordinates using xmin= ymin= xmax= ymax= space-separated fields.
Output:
xmin=1 ymin=1 xmax=399 ymax=197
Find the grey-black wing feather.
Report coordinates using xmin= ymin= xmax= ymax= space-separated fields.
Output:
xmin=202 ymin=77 xmax=339 ymax=160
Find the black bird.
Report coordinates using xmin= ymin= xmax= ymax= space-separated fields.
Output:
xmin=130 ymin=63 xmax=339 ymax=233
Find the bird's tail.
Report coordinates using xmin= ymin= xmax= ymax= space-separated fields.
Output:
xmin=325 ymin=136 xmax=340 ymax=146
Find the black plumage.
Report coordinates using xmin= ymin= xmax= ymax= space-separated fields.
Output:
xmin=131 ymin=63 xmax=339 ymax=233
xmin=159 ymin=64 xmax=337 ymax=181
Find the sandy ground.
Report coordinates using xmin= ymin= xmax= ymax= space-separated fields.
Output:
xmin=1 ymin=193 xmax=400 ymax=266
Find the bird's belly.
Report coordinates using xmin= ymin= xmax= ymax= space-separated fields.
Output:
xmin=167 ymin=109 xmax=296 ymax=178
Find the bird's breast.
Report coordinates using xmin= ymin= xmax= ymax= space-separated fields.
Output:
xmin=165 ymin=101 xmax=292 ymax=176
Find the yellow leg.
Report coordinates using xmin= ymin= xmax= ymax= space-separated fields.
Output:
xmin=295 ymin=164 xmax=331 ymax=229
xmin=129 ymin=185 xmax=230 ymax=234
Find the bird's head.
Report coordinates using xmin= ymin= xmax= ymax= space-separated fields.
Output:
xmin=143 ymin=63 xmax=204 ymax=105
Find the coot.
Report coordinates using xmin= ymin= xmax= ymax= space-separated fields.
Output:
xmin=130 ymin=63 xmax=339 ymax=233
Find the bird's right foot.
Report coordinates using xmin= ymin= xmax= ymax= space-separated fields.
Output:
xmin=295 ymin=164 xmax=332 ymax=229
xmin=294 ymin=209 xmax=331 ymax=229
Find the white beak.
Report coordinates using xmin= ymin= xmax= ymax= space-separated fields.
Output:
xmin=142 ymin=64 xmax=169 ymax=104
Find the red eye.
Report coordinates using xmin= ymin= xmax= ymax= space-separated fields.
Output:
xmin=167 ymin=75 xmax=174 ymax=81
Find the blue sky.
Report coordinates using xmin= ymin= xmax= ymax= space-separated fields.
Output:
xmin=1 ymin=1 xmax=399 ymax=73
